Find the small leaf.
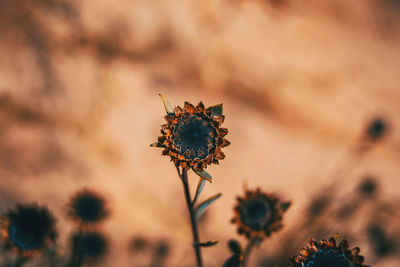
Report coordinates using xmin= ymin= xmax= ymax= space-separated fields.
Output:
xmin=222 ymin=254 xmax=241 ymax=267
xmin=193 ymin=240 xmax=218 ymax=247
xmin=228 ymin=240 xmax=242 ymax=255
xmin=150 ymin=142 xmax=163 ymax=147
xmin=194 ymin=170 xmax=212 ymax=183
xmin=195 ymin=193 xmax=222 ymax=219
xmin=159 ymin=94 xmax=174 ymax=115
xmin=192 ymin=178 xmax=206 ymax=205
xmin=280 ymin=201 xmax=292 ymax=212
xmin=210 ymin=104 xmax=223 ymax=116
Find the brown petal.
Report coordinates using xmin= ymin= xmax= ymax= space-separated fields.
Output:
xmin=196 ymin=102 xmax=205 ymax=112
xmin=161 ymin=124 xmax=171 ymax=133
xmin=214 ymin=149 xmax=225 ymax=160
xmin=184 ymin=102 xmax=196 ymax=114
xmin=213 ymin=115 xmax=225 ymax=126
xmin=220 ymin=138 xmax=231 ymax=148
xmin=208 ymin=104 xmax=223 ymax=116
xmin=219 ymin=128 xmax=228 ymax=137
xmin=174 ymin=106 xmax=184 ymax=116
xmin=205 ymin=155 xmax=213 ymax=164
xmin=164 ymin=115 xmax=175 ymax=122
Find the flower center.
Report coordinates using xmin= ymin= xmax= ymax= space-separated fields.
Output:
xmin=74 ymin=196 xmax=103 ymax=222
xmin=173 ymin=115 xmax=216 ymax=159
xmin=241 ymin=199 xmax=271 ymax=230
xmin=304 ymin=249 xmax=353 ymax=267
xmin=9 ymin=217 xmax=48 ymax=250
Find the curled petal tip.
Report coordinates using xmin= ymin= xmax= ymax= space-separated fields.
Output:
xmin=159 ymin=94 xmax=174 ymax=115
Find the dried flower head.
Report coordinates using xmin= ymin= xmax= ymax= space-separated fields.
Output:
xmin=71 ymin=231 xmax=108 ymax=261
xmin=231 ymin=188 xmax=289 ymax=240
xmin=67 ymin=189 xmax=109 ymax=224
xmin=152 ymin=95 xmax=230 ymax=172
xmin=0 ymin=203 xmax=57 ymax=258
xmin=289 ymin=234 xmax=370 ymax=267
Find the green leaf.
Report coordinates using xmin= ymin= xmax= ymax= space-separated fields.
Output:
xmin=210 ymin=104 xmax=223 ymax=116
xmin=192 ymin=178 xmax=206 ymax=205
xmin=159 ymin=94 xmax=174 ymax=115
xmin=194 ymin=170 xmax=212 ymax=183
xmin=193 ymin=240 xmax=219 ymax=247
xmin=195 ymin=193 xmax=222 ymax=219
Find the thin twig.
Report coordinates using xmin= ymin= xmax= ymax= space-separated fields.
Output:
xmin=176 ymin=166 xmax=203 ymax=267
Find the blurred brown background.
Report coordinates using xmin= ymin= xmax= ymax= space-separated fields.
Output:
xmin=0 ymin=0 xmax=400 ymax=266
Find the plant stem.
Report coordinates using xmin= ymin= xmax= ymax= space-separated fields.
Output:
xmin=242 ymin=238 xmax=257 ymax=267
xmin=177 ymin=167 xmax=203 ymax=267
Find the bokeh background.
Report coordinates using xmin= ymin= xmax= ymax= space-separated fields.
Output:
xmin=0 ymin=0 xmax=400 ymax=266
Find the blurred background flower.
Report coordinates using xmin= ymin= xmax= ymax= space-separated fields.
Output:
xmin=0 ymin=204 xmax=57 ymax=259
xmin=0 ymin=0 xmax=399 ymax=266
xmin=67 ymin=189 xmax=109 ymax=225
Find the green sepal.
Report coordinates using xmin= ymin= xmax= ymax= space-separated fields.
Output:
xmin=194 ymin=170 xmax=212 ymax=183
xmin=195 ymin=193 xmax=222 ymax=219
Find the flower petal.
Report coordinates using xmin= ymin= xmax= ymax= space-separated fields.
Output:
xmin=207 ymin=104 xmax=223 ymax=116
xmin=159 ymin=94 xmax=175 ymax=115
xmin=196 ymin=102 xmax=205 ymax=112
xmin=174 ymin=106 xmax=184 ymax=116
xmin=213 ymin=115 xmax=225 ymax=127
xmin=215 ymin=149 xmax=225 ymax=160
xmin=184 ymin=102 xmax=196 ymax=114
xmin=219 ymin=128 xmax=228 ymax=137
xmin=150 ymin=142 xmax=164 ymax=147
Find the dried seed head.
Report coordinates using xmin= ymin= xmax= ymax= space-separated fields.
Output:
xmin=231 ymin=188 xmax=289 ymax=240
xmin=289 ymin=235 xmax=370 ymax=267
xmin=153 ymin=98 xmax=230 ymax=172
xmin=0 ymin=203 xmax=57 ymax=258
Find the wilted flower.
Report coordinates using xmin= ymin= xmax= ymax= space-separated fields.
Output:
xmin=0 ymin=203 xmax=57 ymax=258
xmin=71 ymin=231 xmax=108 ymax=262
xmin=152 ymin=95 xmax=230 ymax=172
xmin=67 ymin=189 xmax=109 ymax=225
xmin=289 ymin=234 xmax=369 ymax=267
xmin=231 ymin=188 xmax=289 ymax=240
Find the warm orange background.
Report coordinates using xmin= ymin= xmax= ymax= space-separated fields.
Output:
xmin=0 ymin=0 xmax=399 ymax=266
